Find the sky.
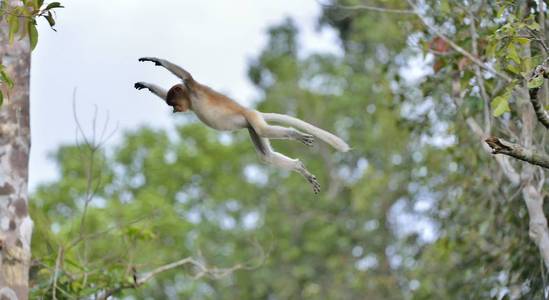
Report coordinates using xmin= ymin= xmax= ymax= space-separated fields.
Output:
xmin=29 ymin=0 xmax=341 ymax=190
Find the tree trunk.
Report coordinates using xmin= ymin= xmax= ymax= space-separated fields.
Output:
xmin=0 ymin=16 xmax=32 ymax=300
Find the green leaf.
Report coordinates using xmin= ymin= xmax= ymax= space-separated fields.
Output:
xmin=497 ymin=5 xmax=505 ymax=18
xmin=45 ymin=11 xmax=55 ymax=28
xmin=486 ymin=41 xmax=496 ymax=58
xmin=507 ymin=43 xmax=520 ymax=64
xmin=64 ymin=257 xmax=87 ymax=272
xmin=515 ymin=37 xmax=529 ymax=45
xmin=0 ymin=91 xmax=3 ymax=107
xmin=45 ymin=1 xmax=63 ymax=10
xmin=506 ymin=64 xmax=520 ymax=74
xmin=28 ymin=22 xmax=38 ymax=50
xmin=528 ymin=75 xmax=544 ymax=89
xmin=440 ymin=0 xmax=450 ymax=14
xmin=523 ymin=57 xmax=532 ymax=72
xmin=527 ymin=22 xmax=541 ymax=31
xmin=491 ymin=94 xmax=511 ymax=117
xmin=0 ymin=70 xmax=14 ymax=88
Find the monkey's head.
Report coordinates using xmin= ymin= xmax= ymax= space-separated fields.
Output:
xmin=166 ymin=84 xmax=191 ymax=113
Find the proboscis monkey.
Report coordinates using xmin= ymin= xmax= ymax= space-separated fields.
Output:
xmin=135 ymin=57 xmax=350 ymax=193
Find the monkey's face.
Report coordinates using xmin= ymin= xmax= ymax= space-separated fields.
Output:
xmin=167 ymin=84 xmax=191 ymax=113
xmin=172 ymin=101 xmax=189 ymax=113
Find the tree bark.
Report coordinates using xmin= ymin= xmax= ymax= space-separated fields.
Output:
xmin=0 ymin=15 xmax=32 ymax=300
xmin=518 ymin=78 xmax=549 ymax=269
xmin=485 ymin=137 xmax=549 ymax=169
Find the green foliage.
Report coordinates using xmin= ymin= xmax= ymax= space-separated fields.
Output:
xmin=0 ymin=0 xmax=62 ymax=104
xmin=528 ymin=74 xmax=545 ymax=89
xmin=405 ymin=0 xmax=549 ymax=298
xmin=31 ymin=16 xmax=422 ymax=299
xmin=29 ymin=0 xmax=549 ymax=298
xmin=491 ymin=89 xmax=512 ymax=117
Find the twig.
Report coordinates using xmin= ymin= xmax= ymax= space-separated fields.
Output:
xmin=71 ymin=89 xmax=119 ymax=241
xmin=97 ymin=239 xmax=268 ymax=299
xmin=524 ymin=30 xmax=549 ymax=54
xmin=469 ymin=10 xmax=491 ymax=134
xmin=72 ymin=88 xmax=91 ymax=147
xmin=67 ymin=214 xmax=157 ymax=251
xmin=51 ymin=246 xmax=64 ymax=300
xmin=538 ymin=0 xmax=547 ymax=52
xmin=98 ymin=256 xmax=253 ymax=300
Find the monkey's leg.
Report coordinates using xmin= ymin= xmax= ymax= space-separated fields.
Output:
xmin=246 ymin=112 xmax=314 ymax=147
xmin=138 ymin=57 xmax=194 ymax=84
xmin=248 ymin=128 xmax=320 ymax=194
xmin=134 ymin=82 xmax=168 ymax=101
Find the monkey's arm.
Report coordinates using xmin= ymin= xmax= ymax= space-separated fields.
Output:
xmin=134 ymin=82 xmax=168 ymax=100
xmin=138 ymin=57 xmax=194 ymax=84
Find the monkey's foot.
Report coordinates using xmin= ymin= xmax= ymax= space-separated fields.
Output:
xmin=138 ymin=57 xmax=162 ymax=66
xmin=306 ymin=174 xmax=321 ymax=194
xmin=299 ymin=134 xmax=315 ymax=147
xmin=134 ymin=82 xmax=149 ymax=91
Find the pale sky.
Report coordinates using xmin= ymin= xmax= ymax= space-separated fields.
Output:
xmin=29 ymin=0 xmax=341 ymax=189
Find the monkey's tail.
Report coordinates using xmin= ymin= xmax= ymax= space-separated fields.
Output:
xmin=261 ymin=113 xmax=350 ymax=152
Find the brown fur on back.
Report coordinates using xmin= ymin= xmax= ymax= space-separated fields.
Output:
xmin=197 ymin=84 xmax=246 ymax=114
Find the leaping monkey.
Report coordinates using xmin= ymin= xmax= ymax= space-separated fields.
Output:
xmin=134 ymin=57 xmax=350 ymax=193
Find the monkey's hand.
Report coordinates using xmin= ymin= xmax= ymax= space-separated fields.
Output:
xmin=138 ymin=57 xmax=163 ymax=66
xmin=134 ymin=82 xmax=150 ymax=91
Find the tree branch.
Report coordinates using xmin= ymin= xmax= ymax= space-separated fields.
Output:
xmin=522 ymin=184 xmax=549 ymax=270
xmin=97 ymin=257 xmax=246 ymax=300
xmin=97 ymin=240 xmax=267 ymax=300
xmin=320 ymin=2 xmax=415 ymax=14
xmin=468 ymin=9 xmax=492 ymax=134
xmin=528 ymin=63 xmax=549 ymax=129
xmin=485 ymin=137 xmax=549 ymax=169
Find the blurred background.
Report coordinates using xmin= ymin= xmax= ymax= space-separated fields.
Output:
xmin=22 ymin=0 xmax=549 ymax=299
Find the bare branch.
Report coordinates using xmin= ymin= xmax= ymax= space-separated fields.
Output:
xmin=72 ymin=88 xmax=91 ymax=147
xmin=485 ymin=137 xmax=549 ymax=169
xmin=319 ymin=2 xmax=415 ymax=14
xmin=71 ymin=94 xmax=119 ymax=243
xmin=50 ymin=246 xmax=64 ymax=300
xmin=97 ymin=254 xmax=262 ymax=300
xmin=523 ymin=185 xmax=549 ymax=269
xmin=96 ymin=239 xmax=268 ymax=299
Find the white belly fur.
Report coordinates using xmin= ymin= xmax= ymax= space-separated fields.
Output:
xmin=191 ymin=99 xmax=247 ymax=131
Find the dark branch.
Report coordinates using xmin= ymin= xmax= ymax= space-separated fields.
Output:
xmin=485 ymin=137 xmax=549 ymax=169
xmin=528 ymin=63 xmax=549 ymax=129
